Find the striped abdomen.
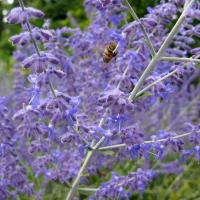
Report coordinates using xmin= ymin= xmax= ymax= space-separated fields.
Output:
xmin=103 ymin=42 xmax=117 ymax=63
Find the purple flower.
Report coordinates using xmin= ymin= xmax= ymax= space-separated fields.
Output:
xmin=96 ymin=169 xmax=154 ymax=199
xmin=121 ymin=126 xmax=144 ymax=146
xmin=194 ymin=146 xmax=200 ymax=161
xmin=99 ymin=0 xmax=111 ymax=7
xmin=9 ymin=32 xmax=30 ymax=46
xmin=10 ymin=172 xmax=25 ymax=188
xmin=6 ymin=7 xmax=44 ymax=24
xmin=3 ymin=0 xmax=200 ymax=198
xmin=0 ymin=188 xmax=8 ymax=200
xmin=9 ymin=28 xmax=52 ymax=46
xmin=22 ymin=52 xmax=59 ymax=73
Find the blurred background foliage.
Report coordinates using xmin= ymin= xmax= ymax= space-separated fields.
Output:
xmin=0 ymin=0 xmax=200 ymax=199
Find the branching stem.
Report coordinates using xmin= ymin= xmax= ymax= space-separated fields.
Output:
xmin=128 ymin=0 xmax=195 ymax=102
xmin=161 ymin=57 xmax=200 ymax=63
xmin=65 ymin=66 xmax=130 ymax=200
xmin=124 ymin=0 xmax=156 ymax=57
xmin=98 ymin=130 xmax=200 ymax=151
xmin=135 ymin=69 xmax=177 ymax=98
xmin=66 ymin=1 xmax=195 ymax=199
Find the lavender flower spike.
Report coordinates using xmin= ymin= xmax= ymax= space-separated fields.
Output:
xmin=6 ymin=7 xmax=44 ymax=24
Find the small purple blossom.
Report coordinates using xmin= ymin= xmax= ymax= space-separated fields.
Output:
xmin=96 ymin=169 xmax=154 ymax=199
xmin=121 ymin=126 xmax=144 ymax=146
xmin=9 ymin=28 xmax=52 ymax=46
xmin=6 ymin=7 xmax=44 ymax=24
xmin=22 ymin=52 xmax=59 ymax=73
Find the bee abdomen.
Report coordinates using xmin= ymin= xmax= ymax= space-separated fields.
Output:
xmin=103 ymin=50 xmax=113 ymax=63
xmin=103 ymin=42 xmax=117 ymax=63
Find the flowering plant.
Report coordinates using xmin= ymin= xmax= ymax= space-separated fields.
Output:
xmin=1 ymin=0 xmax=200 ymax=199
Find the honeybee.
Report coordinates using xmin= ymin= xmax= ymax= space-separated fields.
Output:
xmin=103 ymin=42 xmax=117 ymax=63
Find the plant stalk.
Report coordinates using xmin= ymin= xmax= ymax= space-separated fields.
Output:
xmin=135 ymin=69 xmax=177 ymax=97
xmin=128 ymin=0 xmax=195 ymax=102
xmin=65 ymin=68 xmax=130 ymax=200
xmin=97 ymin=130 xmax=200 ymax=151
xmin=124 ymin=0 xmax=156 ymax=57
xmin=160 ymin=57 xmax=200 ymax=63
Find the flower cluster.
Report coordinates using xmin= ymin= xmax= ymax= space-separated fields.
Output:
xmin=95 ymin=169 xmax=154 ymax=199
xmin=1 ymin=0 xmax=200 ymax=199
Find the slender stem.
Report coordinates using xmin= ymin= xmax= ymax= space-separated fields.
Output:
xmin=93 ymin=136 xmax=106 ymax=150
xmin=184 ymin=0 xmax=190 ymax=9
xmin=66 ymin=108 xmax=109 ymax=200
xmin=78 ymin=187 xmax=98 ymax=192
xmin=18 ymin=0 xmax=41 ymax=56
xmin=113 ymin=42 xmax=120 ymax=54
xmin=66 ymin=150 xmax=93 ymax=200
xmin=116 ymin=65 xmax=129 ymax=90
xmin=128 ymin=0 xmax=195 ymax=102
xmin=97 ymin=130 xmax=200 ymax=151
xmin=66 ymin=64 xmax=130 ymax=200
xmin=67 ymin=11 xmax=78 ymax=28
xmin=167 ymin=95 xmax=199 ymax=130
xmin=98 ymin=143 xmax=124 ymax=151
xmin=90 ymin=108 xmax=109 ymax=147
xmin=66 ymin=111 xmax=108 ymax=199
xmin=72 ymin=122 xmax=91 ymax=146
xmin=133 ymin=55 xmax=200 ymax=98
xmin=160 ymin=57 xmax=200 ymax=63
xmin=124 ymin=0 xmax=156 ymax=57
xmin=48 ymin=80 xmax=57 ymax=98
xmin=135 ymin=69 xmax=177 ymax=97
xmin=18 ymin=0 xmax=57 ymax=98
xmin=150 ymin=94 xmax=200 ymax=169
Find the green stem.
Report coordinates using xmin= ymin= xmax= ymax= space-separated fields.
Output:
xmin=167 ymin=95 xmax=199 ymax=130
xmin=135 ymin=69 xmax=177 ymax=97
xmin=122 ymin=56 xmax=200 ymax=98
xmin=128 ymin=0 xmax=195 ymax=102
xmin=78 ymin=187 xmax=98 ymax=192
xmin=116 ymin=65 xmax=130 ymax=90
xmin=18 ymin=0 xmax=41 ymax=56
xmin=65 ymin=150 xmax=93 ymax=200
xmin=160 ymin=57 xmax=200 ymax=63
xmin=124 ymin=0 xmax=156 ymax=57
xmin=48 ymin=80 xmax=57 ymax=98
xmin=65 ymin=109 xmax=108 ymax=199
xmin=97 ymin=130 xmax=200 ymax=151
xmin=65 ymin=65 xmax=130 ymax=200
xmin=66 ymin=1 xmax=195 ymax=199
